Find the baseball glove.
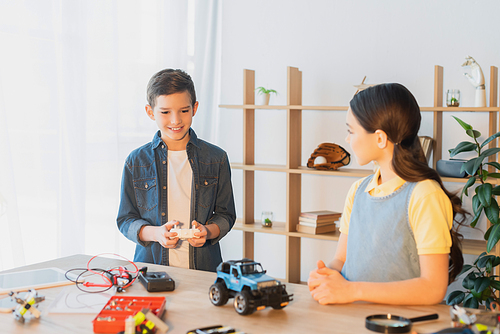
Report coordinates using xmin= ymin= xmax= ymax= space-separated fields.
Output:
xmin=307 ymin=143 xmax=351 ymax=170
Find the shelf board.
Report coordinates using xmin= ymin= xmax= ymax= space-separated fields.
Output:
xmin=233 ymin=220 xmax=341 ymax=241
xmin=230 ymin=163 xmax=288 ymax=172
xmin=294 ymin=166 xmax=373 ymax=177
xmin=462 ymin=239 xmax=487 ymax=256
xmin=233 ymin=220 xmax=485 ymax=254
xmin=233 ymin=220 xmax=287 ymax=235
xmin=441 ymin=176 xmax=499 ymax=184
xmin=420 ymin=106 xmax=500 ymax=112
xmin=231 ymin=164 xmax=500 ymax=184
xmin=219 ymin=104 xmax=349 ymax=111
xmin=230 ymin=163 xmax=373 ymax=177
xmin=288 ymin=229 xmax=341 ymax=241
xmin=221 ymin=104 xmax=500 ymax=112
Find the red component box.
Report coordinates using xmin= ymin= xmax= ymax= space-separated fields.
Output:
xmin=92 ymin=296 xmax=166 ymax=333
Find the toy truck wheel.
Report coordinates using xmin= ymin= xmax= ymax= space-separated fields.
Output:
xmin=233 ymin=291 xmax=255 ymax=315
xmin=209 ymin=282 xmax=229 ymax=306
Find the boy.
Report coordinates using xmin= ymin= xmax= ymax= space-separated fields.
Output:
xmin=117 ymin=69 xmax=236 ymax=272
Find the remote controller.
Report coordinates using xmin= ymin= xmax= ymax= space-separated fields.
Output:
xmin=169 ymin=226 xmax=200 ymax=240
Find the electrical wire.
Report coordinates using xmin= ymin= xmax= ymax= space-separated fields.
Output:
xmin=65 ymin=253 xmax=141 ymax=293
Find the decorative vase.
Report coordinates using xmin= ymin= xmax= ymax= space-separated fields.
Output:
xmin=264 ymin=93 xmax=270 ymax=105
xmin=261 ymin=211 xmax=273 ymax=227
xmin=258 ymin=93 xmax=270 ymax=105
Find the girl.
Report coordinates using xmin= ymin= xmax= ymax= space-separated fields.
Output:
xmin=308 ymin=83 xmax=464 ymax=305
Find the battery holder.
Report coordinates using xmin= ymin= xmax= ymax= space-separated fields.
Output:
xmin=138 ymin=271 xmax=175 ymax=292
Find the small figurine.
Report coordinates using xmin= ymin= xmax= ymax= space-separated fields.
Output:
xmin=209 ymin=259 xmax=293 ymax=315
xmin=9 ymin=289 xmax=45 ymax=323
xmin=353 ymin=76 xmax=376 ymax=94
xmin=462 ymin=56 xmax=487 ymax=107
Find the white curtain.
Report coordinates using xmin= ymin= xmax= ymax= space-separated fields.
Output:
xmin=0 ymin=0 xmax=221 ymax=270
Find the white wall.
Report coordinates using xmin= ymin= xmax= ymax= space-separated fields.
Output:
xmin=216 ymin=0 xmax=500 ymax=289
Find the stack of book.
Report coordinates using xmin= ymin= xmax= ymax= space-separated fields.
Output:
xmin=296 ymin=210 xmax=342 ymax=234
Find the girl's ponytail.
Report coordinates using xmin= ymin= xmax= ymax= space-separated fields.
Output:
xmin=350 ymin=84 xmax=465 ymax=283
xmin=393 ymin=136 xmax=465 ymax=283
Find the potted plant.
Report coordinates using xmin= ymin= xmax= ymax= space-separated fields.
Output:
xmin=446 ymin=116 xmax=500 ymax=308
xmin=255 ymin=86 xmax=277 ymax=105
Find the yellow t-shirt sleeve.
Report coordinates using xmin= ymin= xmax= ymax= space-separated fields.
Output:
xmin=409 ymin=180 xmax=453 ymax=255
xmin=338 ymin=177 xmax=365 ymax=235
xmin=339 ymin=176 xmax=452 ymax=255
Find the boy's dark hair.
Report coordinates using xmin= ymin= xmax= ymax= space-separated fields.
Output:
xmin=350 ymin=83 xmax=465 ymax=284
xmin=146 ymin=69 xmax=197 ymax=108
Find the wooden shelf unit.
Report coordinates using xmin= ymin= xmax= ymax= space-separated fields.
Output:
xmin=221 ymin=65 xmax=500 ymax=284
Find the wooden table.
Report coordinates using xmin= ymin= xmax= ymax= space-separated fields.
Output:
xmin=0 ymin=254 xmax=453 ymax=333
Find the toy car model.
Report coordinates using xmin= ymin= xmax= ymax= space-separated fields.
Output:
xmin=209 ymin=258 xmax=293 ymax=315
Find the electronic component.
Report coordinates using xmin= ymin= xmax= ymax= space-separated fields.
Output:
xmin=139 ymin=270 xmax=175 ymax=292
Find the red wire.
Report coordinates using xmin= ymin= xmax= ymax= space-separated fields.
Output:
xmin=84 ymin=253 xmax=139 ymax=289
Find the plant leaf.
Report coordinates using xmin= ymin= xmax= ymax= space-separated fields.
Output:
xmin=486 ymin=162 xmax=500 ymax=171
xmin=463 ymin=295 xmax=480 ymax=308
xmin=481 ymin=131 xmax=500 ymax=148
xmin=460 ymin=264 xmax=474 ymax=275
xmin=475 ymin=276 xmax=491 ymax=293
xmin=493 ymin=186 xmax=500 ymax=196
xmin=487 ymin=259 xmax=493 ymax=273
xmin=452 ymin=116 xmax=473 ymax=131
xmin=446 ymin=290 xmax=465 ymax=305
xmin=481 ymin=148 xmax=500 ymax=158
xmin=487 ymin=223 xmax=500 ymax=253
xmin=475 ymin=252 xmax=487 ymax=265
xmin=494 ymin=257 xmax=500 ymax=267
xmin=461 ymin=158 xmax=478 ymax=175
xmin=477 ymin=255 xmax=495 ymax=268
xmin=472 ymin=157 xmax=486 ymax=176
xmin=477 ymin=183 xmax=493 ymax=207
xmin=485 ymin=225 xmax=494 ymax=240
xmin=449 ymin=141 xmax=477 ymax=157
xmin=463 ymin=177 xmax=476 ymax=197
xmin=470 ymin=204 xmax=483 ymax=228
xmin=490 ymin=279 xmax=500 ymax=290
xmin=466 ymin=129 xmax=482 ymax=139
xmin=463 ymin=272 xmax=476 ymax=290
xmin=472 ymin=194 xmax=480 ymax=213
xmin=482 ymin=170 xmax=489 ymax=182
xmin=487 ymin=173 xmax=500 ymax=178
xmin=485 ymin=200 xmax=500 ymax=225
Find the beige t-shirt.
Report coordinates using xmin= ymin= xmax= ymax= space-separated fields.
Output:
xmin=167 ymin=150 xmax=192 ymax=268
xmin=339 ymin=168 xmax=453 ymax=255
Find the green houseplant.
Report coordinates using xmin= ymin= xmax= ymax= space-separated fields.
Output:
xmin=446 ymin=116 xmax=500 ymax=308
xmin=255 ymin=86 xmax=277 ymax=105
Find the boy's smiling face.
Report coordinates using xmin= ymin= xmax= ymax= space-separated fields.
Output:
xmin=146 ymin=91 xmax=198 ymax=151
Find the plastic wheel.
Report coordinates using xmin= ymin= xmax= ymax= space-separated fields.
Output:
xmin=209 ymin=282 xmax=229 ymax=306
xmin=233 ymin=291 xmax=255 ymax=315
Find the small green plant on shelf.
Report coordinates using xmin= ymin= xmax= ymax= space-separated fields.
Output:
xmin=446 ymin=116 xmax=500 ymax=308
xmin=255 ymin=86 xmax=277 ymax=105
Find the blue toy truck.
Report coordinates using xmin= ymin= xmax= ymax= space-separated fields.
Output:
xmin=209 ymin=259 xmax=293 ymax=315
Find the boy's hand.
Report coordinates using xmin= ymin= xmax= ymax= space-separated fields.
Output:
xmin=157 ymin=220 xmax=180 ymax=248
xmin=188 ymin=221 xmax=207 ymax=247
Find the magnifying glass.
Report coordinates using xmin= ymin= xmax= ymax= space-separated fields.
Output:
xmin=365 ymin=313 xmax=439 ymax=333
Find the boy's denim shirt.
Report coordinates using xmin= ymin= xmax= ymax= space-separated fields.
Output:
xmin=117 ymin=128 xmax=236 ymax=272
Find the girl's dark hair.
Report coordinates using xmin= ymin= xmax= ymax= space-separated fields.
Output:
xmin=146 ymin=69 xmax=197 ymax=108
xmin=349 ymin=83 xmax=465 ymax=283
